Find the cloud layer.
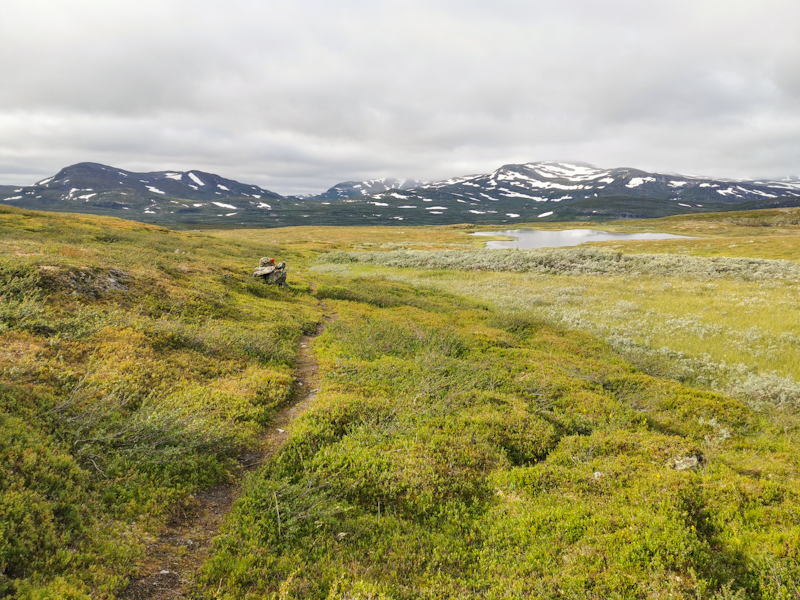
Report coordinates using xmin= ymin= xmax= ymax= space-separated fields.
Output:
xmin=2 ymin=0 xmax=799 ymax=193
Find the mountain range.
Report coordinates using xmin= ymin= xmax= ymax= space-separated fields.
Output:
xmin=2 ymin=161 xmax=799 ymax=227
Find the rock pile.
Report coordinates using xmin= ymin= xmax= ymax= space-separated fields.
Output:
xmin=253 ymin=257 xmax=288 ymax=287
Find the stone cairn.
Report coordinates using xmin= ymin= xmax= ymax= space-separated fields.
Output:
xmin=253 ymin=257 xmax=288 ymax=287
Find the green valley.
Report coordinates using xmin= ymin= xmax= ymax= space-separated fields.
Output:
xmin=2 ymin=205 xmax=799 ymax=599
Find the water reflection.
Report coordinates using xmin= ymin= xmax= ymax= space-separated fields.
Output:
xmin=472 ymin=229 xmax=692 ymax=249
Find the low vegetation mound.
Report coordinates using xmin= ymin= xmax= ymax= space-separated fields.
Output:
xmin=317 ymin=245 xmax=800 ymax=412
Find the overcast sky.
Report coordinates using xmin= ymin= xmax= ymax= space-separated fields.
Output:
xmin=1 ymin=0 xmax=798 ymax=194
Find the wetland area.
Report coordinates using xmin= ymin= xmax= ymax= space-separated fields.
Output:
xmin=473 ymin=228 xmax=693 ymax=249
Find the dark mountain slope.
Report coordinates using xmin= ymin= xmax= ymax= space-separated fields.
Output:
xmin=2 ymin=161 xmax=799 ymax=227
xmin=0 ymin=162 xmax=284 ymax=227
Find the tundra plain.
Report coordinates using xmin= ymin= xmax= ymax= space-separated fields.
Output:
xmin=2 ymin=205 xmax=799 ymax=599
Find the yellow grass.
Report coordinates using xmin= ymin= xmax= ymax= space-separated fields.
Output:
xmin=367 ymin=268 xmax=800 ymax=381
xmin=308 ymin=207 xmax=800 ymax=395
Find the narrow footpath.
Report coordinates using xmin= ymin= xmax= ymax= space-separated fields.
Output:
xmin=121 ymin=326 xmax=324 ymax=600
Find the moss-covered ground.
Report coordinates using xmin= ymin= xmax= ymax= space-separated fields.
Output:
xmin=0 ymin=207 xmax=322 ymax=598
xmin=200 ymin=276 xmax=800 ymax=599
xmin=3 ymin=205 xmax=800 ymax=599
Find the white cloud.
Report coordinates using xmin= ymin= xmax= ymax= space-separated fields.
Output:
xmin=0 ymin=0 xmax=798 ymax=192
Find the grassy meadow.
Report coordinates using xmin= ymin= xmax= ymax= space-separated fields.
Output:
xmin=2 ymin=205 xmax=800 ymax=598
xmin=312 ymin=208 xmax=800 ymax=411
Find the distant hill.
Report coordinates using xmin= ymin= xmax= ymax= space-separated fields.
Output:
xmin=359 ymin=160 xmax=800 ymax=206
xmin=2 ymin=161 xmax=799 ymax=227
xmin=0 ymin=162 xmax=285 ymax=226
xmin=311 ymin=177 xmax=424 ymax=201
xmin=298 ymin=161 xmax=800 ymax=224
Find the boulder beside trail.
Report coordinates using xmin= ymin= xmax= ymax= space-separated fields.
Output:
xmin=253 ymin=258 xmax=288 ymax=287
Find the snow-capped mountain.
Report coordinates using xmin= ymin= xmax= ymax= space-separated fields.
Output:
xmin=367 ymin=161 xmax=800 ymax=206
xmin=0 ymin=162 xmax=283 ymax=225
xmin=321 ymin=161 xmax=800 ymax=223
xmin=313 ymin=177 xmax=424 ymax=201
xmin=2 ymin=160 xmax=798 ymax=227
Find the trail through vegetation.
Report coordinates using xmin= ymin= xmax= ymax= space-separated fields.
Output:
xmin=121 ymin=326 xmax=326 ymax=599
xmin=0 ymin=206 xmax=323 ymax=598
xmin=198 ymin=276 xmax=800 ymax=599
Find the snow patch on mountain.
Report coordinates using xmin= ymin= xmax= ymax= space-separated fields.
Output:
xmin=525 ymin=162 xmax=610 ymax=181
xmin=626 ymin=177 xmax=656 ymax=188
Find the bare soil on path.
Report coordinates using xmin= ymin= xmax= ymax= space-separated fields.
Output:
xmin=120 ymin=326 xmax=324 ymax=599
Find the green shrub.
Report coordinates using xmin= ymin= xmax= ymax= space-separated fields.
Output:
xmin=0 ymin=262 xmax=45 ymax=333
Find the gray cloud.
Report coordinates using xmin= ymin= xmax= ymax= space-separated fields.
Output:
xmin=1 ymin=0 xmax=798 ymax=194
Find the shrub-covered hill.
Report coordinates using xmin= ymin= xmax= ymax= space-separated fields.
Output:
xmin=199 ymin=276 xmax=800 ymax=599
xmin=0 ymin=206 xmax=322 ymax=598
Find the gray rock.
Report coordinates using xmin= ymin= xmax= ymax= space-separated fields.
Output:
xmin=253 ymin=258 xmax=289 ymax=287
xmin=253 ymin=266 xmax=275 ymax=277
xmin=674 ymin=456 xmax=701 ymax=471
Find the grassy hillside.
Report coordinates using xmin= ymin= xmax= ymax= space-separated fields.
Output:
xmin=3 ymin=206 xmax=800 ymax=598
xmin=0 ymin=206 xmax=322 ymax=598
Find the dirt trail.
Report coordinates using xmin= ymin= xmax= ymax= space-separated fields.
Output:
xmin=120 ymin=327 xmax=324 ymax=600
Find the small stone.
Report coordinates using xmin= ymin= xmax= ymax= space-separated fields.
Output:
xmin=674 ymin=456 xmax=700 ymax=471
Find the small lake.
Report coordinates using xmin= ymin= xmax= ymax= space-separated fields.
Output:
xmin=472 ymin=229 xmax=693 ymax=249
